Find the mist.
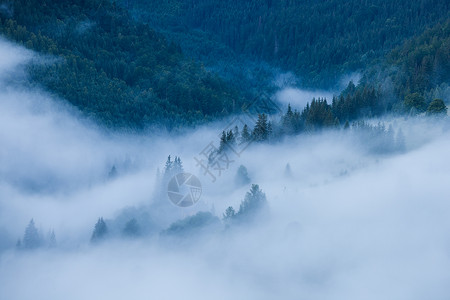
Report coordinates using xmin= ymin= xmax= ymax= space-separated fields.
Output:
xmin=275 ymin=72 xmax=361 ymax=110
xmin=1 ymin=38 xmax=450 ymax=300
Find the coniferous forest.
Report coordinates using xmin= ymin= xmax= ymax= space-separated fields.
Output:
xmin=1 ymin=1 xmax=450 ymax=299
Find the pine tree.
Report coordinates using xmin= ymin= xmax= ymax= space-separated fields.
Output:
xmin=238 ymin=184 xmax=267 ymax=217
xmin=223 ymin=206 xmax=236 ymax=221
xmin=226 ymin=130 xmax=235 ymax=146
xmin=282 ymin=103 xmax=295 ymax=134
xmin=108 ymin=165 xmax=117 ymax=179
xmin=91 ymin=217 xmax=108 ymax=243
xmin=23 ymin=219 xmax=41 ymax=249
xmin=235 ymin=165 xmax=251 ymax=186
xmin=219 ymin=130 xmax=227 ymax=152
xmin=252 ymin=114 xmax=268 ymax=142
xmin=344 ymin=120 xmax=350 ymax=129
xmin=241 ymin=124 xmax=251 ymax=143
xmin=173 ymin=156 xmax=184 ymax=174
xmin=164 ymin=155 xmax=173 ymax=176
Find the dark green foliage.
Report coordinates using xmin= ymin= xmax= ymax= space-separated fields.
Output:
xmin=241 ymin=124 xmax=252 ymax=143
xmin=301 ymin=98 xmax=334 ymax=130
xmin=91 ymin=217 xmax=108 ymax=243
xmin=388 ymin=19 xmax=450 ymax=100
xmin=281 ymin=104 xmax=302 ymax=135
xmin=344 ymin=120 xmax=350 ymax=130
xmin=426 ymin=99 xmax=448 ymax=116
xmin=235 ymin=165 xmax=251 ymax=186
xmin=0 ymin=0 xmax=242 ymax=129
xmin=332 ymin=83 xmax=382 ymax=121
xmin=162 ymin=211 xmax=220 ymax=236
xmin=404 ymin=93 xmax=427 ymax=113
xmin=252 ymin=114 xmax=269 ymax=142
xmin=219 ymin=129 xmax=238 ymax=152
xmin=130 ymin=0 xmax=449 ymax=88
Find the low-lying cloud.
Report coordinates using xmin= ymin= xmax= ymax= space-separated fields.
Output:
xmin=0 ymin=38 xmax=450 ymax=300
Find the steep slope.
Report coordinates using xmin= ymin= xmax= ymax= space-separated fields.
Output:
xmin=0 ymin=0 xmax=242 ymax=129
xmin=131 ymin=0 xmax=449 ymax=88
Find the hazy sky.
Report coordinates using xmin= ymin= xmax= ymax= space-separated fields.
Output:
xmin=1 ymin=38 xmax=450 ymax=300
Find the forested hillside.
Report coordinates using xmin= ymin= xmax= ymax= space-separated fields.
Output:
xmin=131 ymin=0 xmax=449 ymax=88
xmin=0 ymin=0 xmax=243 ymax=129
xmin=0 ymin=0 xmax=448 ymax=130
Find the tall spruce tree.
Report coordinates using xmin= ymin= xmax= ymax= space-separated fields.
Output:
xmin=91 ymin=217 xmax=108 ymax=243
xmin=252 ymin=114 xmax=269 ymax=142
xmin=23 ymin=219 xmax=41 ymax=250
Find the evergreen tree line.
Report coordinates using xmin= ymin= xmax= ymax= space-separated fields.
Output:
xmin=92 ymin=184 xmax=267 ymax=242
xmin=16 ymin=219 xmax=56 ymax=250
xmin=216 ymin=90 xmax=438 ymax=156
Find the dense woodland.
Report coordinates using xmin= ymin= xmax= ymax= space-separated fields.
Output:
xmin=131 ymin=0 xmax=449 ymax=88
xmin=0 ymin=0 xmax=244 ymax=129
xmin=0 ymin=0 xmax=448 ymax=131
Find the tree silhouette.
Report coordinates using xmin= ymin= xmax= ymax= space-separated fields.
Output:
xmin=91 ymin=218 xmax=108 ymax=243
xmin=23 ymin=219 xmax=41 ymax=250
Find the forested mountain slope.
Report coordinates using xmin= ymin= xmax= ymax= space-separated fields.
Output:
xmin=0 ymin=0 xmax=243 ymax=129
xmin=131 ymin=0 xmax=449 ymax=88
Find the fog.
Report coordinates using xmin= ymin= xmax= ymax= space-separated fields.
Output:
xmin=275 ymin=72 xmax=361 ymax=110
xmin=1 ymin=39 xmax=450 ymax=300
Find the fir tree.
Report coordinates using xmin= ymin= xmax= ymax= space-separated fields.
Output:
xmin=223 ymin=206 xmax=236 ymax=221
xmin=241 ymin=124 xmax=251 ymax=143
xmin=252 ymin=114 xmax=269 ymax=142
xmin=235 ymin=165 xmax=251 ymax=186
xmin=173 ymin=156 xmax=184 ymax=174
xmin=219 ymin=131 xmax=227 ymax=152
xmin=164 ymin=155 xmax=173 ymax=175
xmin=237 ymin=184 xmax=267 ymax=218
xmin=91 ymin=217 xmax=108 ymax=243
xmin=226 ymin=130 xmax=236 ymax=147
xmin=23 ymin=219 xmax=41 ymax=250
xmin=344 ymin=120 xmax=350 ymax=129
xmin=282 ymin=103 xmax=295 ymax=134
xmin=108 ymin=165 xmax=117 ymax=179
